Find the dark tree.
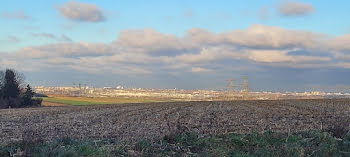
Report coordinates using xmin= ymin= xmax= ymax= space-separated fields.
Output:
xmin=0 ymin=68 xmax=41 ymax=108
xmin=2 ymin=69 xmax=21 ymax=99
xmin=22 ymin=84 xmax=35 ymax=107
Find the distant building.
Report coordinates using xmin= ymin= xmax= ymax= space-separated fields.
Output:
xmin=116 ymin=86 xmax=124 ymax=89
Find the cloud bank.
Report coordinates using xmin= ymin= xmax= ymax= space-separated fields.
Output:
xmin=1 ymin=24 xmax=349 ymax=86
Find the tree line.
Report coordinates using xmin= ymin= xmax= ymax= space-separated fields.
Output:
xmin=0 ymin=69 xmax=42 ymax=108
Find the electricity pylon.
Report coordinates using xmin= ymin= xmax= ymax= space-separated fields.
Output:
xmin=242 ymin=76 xmax=249 ymax=100
xmin=228 ymin=78 xmax=235 ymax=100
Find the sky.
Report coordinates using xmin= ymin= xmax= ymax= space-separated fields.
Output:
xmin=1 ymin=0 xmax=350 ymax=92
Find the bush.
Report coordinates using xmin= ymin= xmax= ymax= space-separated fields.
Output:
xmin=33 ymin=93 xmax=48 ymax=97
xmin=31 ymin=98 xmax=42 ymax=107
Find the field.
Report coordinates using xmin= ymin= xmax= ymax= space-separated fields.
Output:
xmin=1 ymin=99 xmax=350 ymax=147
xmin=42 ymin=96 xmax=169 ymax=106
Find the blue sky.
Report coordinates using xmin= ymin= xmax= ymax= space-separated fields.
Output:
xmin=1 ymin=0 xmax=350 ymax=92
xmin=1 ymin=0 xmax=350 ymax=49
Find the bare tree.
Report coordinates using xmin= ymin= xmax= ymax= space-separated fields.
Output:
xmin=0 ymin=70 xmax=4 ymax=98
xmin=15 ymin=71 xmax=26 ymax=91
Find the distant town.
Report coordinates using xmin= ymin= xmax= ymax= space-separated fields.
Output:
xmin=34 ymin=86 xmax=350 ymax=101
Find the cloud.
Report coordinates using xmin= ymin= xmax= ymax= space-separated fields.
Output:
xmin=14 ymin=42 xmax=111 ymax=59
xmin=326 ymin=34 xmax=350 ymax=61
xmin=30 ymin=33 xmax=56 ymax=39
xmin=3 ymin=24 xmax=350 ymax=77
xmin=30 ymin=33 xmax=72 ymax=42
xmin=8 ymin=36 xmax=21 ymax=42
xmin=58 ymin=1 xmax=106 ymax=22
xmin=277 ymin=1 xmax=315 ymax=17
xmin=185 ymin=28 xmax=223 ymax=47
xmin=247 ymin=49 xmax=330 ymax=63
xmin=331 ymin=34 xmax=350 ymax=52
xmin=115 ymin=28 xmax=186 ymax=54
xmin=191 ymin=67 xmax=212 ymax=73
xmin=1 ymin=35 xmax=21 ymax=43
xmin=224 ymin=24 xmax=326 ymax=50
xmin=61 ymin=34 xmax=73 ymax=42
xmin=1 ymin=10 xmax=30 ymax=20
xmin=172 ymin=47 xmax=240 ymax=64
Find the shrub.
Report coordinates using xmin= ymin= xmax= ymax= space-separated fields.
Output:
xmin=31 ymin=98 xmax=42 ymax=107
xmin=33 ymin=93 xmax=48 ymax=97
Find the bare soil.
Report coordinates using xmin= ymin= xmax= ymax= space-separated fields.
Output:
xmin=1 ymin=99 xmax=350 ymax=145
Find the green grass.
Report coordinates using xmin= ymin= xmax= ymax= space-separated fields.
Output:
xmin=1 ymin=131 xmax=350 ymax=156
xmin=43 ymin=97 xmax=99 ymax=105
xmin=42 ymin=96 xmax=169 ymax=106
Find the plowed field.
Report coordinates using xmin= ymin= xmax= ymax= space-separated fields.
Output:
xmin=1 ymin=99 xmax=350 ymax=145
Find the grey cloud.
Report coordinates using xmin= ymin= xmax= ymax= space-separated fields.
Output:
xmin=61 ymin=34 xmax=73 ymax=42
xmin=116 ymin=28 xmax=186 ymax=54
xmin=278 ymin=1 xmax=315 ymax=17
xmin=224 ymin=24 xmax=326 ymax=50
xmin=327 ymin=35 xmax=350 ymax=60
xmin=30 ymin=33 xmax=56 ymax=39
xmin=58 ymin=1 xmax=106 ymax=22
xmin=1 ymin=35 xmax=21 ymax=43
xmin=172 ymin=46 xmax=242 ymax=64
xmin=331 ymin=34 xmax=350 ymax=51
xmin=246 ymin=49 xmax=330 ymax=63
xmin=115 ymin=28 xmax=221 ymax=55
xmin=185 ymin=28 xmax=223 ymax=47
xmin=2 ymin=10 xmax=30 ymax=20
xmin=30 ymin=33 xmax=72 ymax=42
xmin=7 ymin=35 xmax=21 ymax=42
xmin=15 ymin=42 xmax=111 ymax=59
